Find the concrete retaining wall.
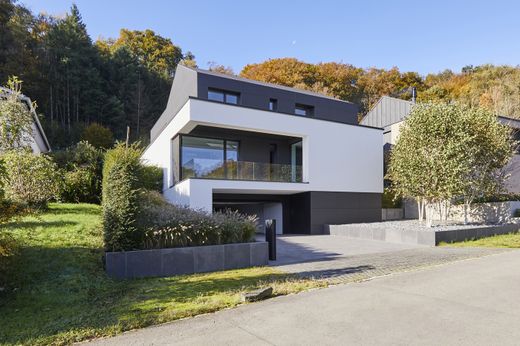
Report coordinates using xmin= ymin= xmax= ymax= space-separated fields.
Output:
xmin=382 ymin=208 xmax=404 ymax=221
xmin=325 ymin=224 xmax=519 ymax=246
xmin=404 ymin=200 xmax=520 ymax=223
xmin=106 ymin=242 xmax=268 ymax=279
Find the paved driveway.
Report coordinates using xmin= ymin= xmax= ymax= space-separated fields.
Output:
xmin=269 ymin=235 xmax=508 ymax=283
xmin=271 ymin=235 xmax=420 ymax=265
xmin=89 ymin=250 xmax=520 ymax=345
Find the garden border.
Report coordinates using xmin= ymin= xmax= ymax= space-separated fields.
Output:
xmin=105 ymin=241 xmax=268 ymax=279
xmin=325 ymin=223 xmax=520 ymax=246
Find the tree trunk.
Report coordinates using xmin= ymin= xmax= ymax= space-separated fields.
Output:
xmin=425 ymin=202 xmax=433 ymax=227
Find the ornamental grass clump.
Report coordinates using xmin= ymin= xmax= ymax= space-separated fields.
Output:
xmin=140 ymin=191 xmax=258 ymax=249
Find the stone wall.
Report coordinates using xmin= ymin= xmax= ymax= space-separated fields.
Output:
xmin=404 ymin=200 xmax=520 ymax=223
xmin=106 ymin=242 xmax=268 ymax=279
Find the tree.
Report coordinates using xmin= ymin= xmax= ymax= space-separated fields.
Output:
xmin=208 ymin=61 xmax=234 ymax=75
xmin=458 ymin=106 xmax=515 ymax=223
xmin=386 ymin=103 xmax=512 ymax=226
xmin=81 ymin=123 xmax=114 ymax=149
xmin=0 ymin=77 xmax=34 ymax=151
xmin=108 ymin=29 xmax=183 ymax=78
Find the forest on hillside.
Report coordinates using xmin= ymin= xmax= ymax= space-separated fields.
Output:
xmin=2 ymin=1 xmax=520 ymax=149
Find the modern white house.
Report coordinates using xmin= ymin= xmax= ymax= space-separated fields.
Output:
xmin=0 ymin=87 xmax=51 ymax=153
xmin=142 ymin=65 xmax=383 ymax=234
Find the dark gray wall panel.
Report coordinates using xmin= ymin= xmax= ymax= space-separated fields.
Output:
xmin=309 ymin=192 xmax=382 ymax=235
xmin=212 ymin=191 xmax=381 ymax=235
xmin=197 ymin=72 xmax=358 ymax=125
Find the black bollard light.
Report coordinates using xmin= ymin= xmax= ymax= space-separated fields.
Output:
xmin=265 ymin=219 xmax=277 ymax=261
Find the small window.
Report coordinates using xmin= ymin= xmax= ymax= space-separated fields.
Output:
xmin=208 ymin=88 xmax=239 ymax=104
xmin=295 ymin=104 xmax=314 ymax=116
xmin=208 ymin=89 xmax=224 ymax=102
xmin=225 ymin=93 xmax=239 ymax=104
xmin=269 ymin=98 xmax=278 ymax=111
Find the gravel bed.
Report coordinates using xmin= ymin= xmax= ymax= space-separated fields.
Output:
xmin=340 ymin=219 xmax=514 ymax=232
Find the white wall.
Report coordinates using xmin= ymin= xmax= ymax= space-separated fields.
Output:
xmin=143 ymin=98 xmax=383 ymax=212
xmin=188 ymin=99 xmax=383 ymax=193
xmin=263 ymin=202 xmax=283 ymax=234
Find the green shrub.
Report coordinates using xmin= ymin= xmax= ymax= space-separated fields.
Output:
xmin=140 ymin=191 xmax=257 ymax=249
xmin=53 ymin=141 xmax=104 ymax=203
xmin=81 ymin=123 xmax=114 ymax=149
xmin=0 ymin=150 xmax=61 ymax=208
xmin=140 ymin=165 xmax=163 ymax=192
xmin=382 ymin=187 xmax=402 ymax=208
xmin=102 ymin=143 xmax=144 ymax=251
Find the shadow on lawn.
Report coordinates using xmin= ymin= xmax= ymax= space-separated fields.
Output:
xmin=0 ymin=243 xmax=292 ymax=345
xmin=2 ymin=220 xmax=78 ymax=229
xmin=49 ymin=204 xmax=100 ymax=215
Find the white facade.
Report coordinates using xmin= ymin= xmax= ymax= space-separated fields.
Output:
xmin=142 ymin=98 xmax=383 ymax=212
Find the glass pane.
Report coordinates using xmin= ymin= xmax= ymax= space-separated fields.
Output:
xmin=225 ymin=140 xmax=239 ymax=179
xmin=225 ymin=93 xmax=238 ymax=104
xmin=269 ymin=99 xmax=277 ymax=111
xmin=295 ymin=107 xmax=307 ymax=116
xmin=181 ymin=136 xmax=224 ymax=179
xmin=226 ymin=141 xmax=239 ymax=161
xmin=208 ymin=89 xmax=224 ymax=102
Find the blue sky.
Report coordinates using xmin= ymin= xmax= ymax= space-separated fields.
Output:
xmin=20 ymin=0 xmax=520 ymax=76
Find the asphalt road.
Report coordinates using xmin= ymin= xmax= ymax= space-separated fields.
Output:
xmin=88 ymin=250 xmax=520 ymax=346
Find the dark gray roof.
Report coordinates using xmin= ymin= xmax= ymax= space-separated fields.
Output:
xmin=498 ymin=115 xmax=520 ymax=129
xmin=360 ymin=96 xmax=414 ymax=128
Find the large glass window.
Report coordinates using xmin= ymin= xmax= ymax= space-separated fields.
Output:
xmin=181 ymin=136 xmax=240 ymax=179
xmin=181 ymin=136 xmax=224 ymax=179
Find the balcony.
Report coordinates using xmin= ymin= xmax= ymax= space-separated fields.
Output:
xmin=182 ymin=158 xmax=303 ymax=183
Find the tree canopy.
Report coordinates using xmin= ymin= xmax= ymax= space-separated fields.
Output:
xmin=387 ymin=103 xmax=514 ymax=226
xmin=2 ymin=1 xmax=520 ymax=151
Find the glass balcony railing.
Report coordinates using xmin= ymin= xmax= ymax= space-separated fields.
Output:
xmin=182 ymin=158 xmax=303 ymax=183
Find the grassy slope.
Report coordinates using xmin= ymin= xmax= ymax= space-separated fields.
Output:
xmin=0 ymin=204 xmax=324 ymax=345
xmin=440 ymin=232 xmax=520 ymax=248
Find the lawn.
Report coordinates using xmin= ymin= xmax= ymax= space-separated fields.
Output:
xmin=440 ymin=232 xmax=520 ymax=248
xmin=0 ymin=203 xmax=325 ymax=345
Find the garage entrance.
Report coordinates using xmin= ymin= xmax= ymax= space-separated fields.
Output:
xmin=213 ymin=201 xmax=283 ymax=234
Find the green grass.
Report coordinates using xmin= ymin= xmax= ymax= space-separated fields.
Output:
xmin=440 ymin=232 xmax=520 ymax=248
xmin=0 ymin=204 xmax=325 ymax=345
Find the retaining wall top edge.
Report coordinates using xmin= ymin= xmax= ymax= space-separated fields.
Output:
xmin=105 ymin=241 xmax=264 ymax=255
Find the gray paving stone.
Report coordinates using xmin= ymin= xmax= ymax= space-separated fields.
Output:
xmin=276 ymin=247 xmax=511 ymax=284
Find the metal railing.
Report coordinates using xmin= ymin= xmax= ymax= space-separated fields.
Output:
xmin=182 ymin=158 xmax=303 ymax=183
